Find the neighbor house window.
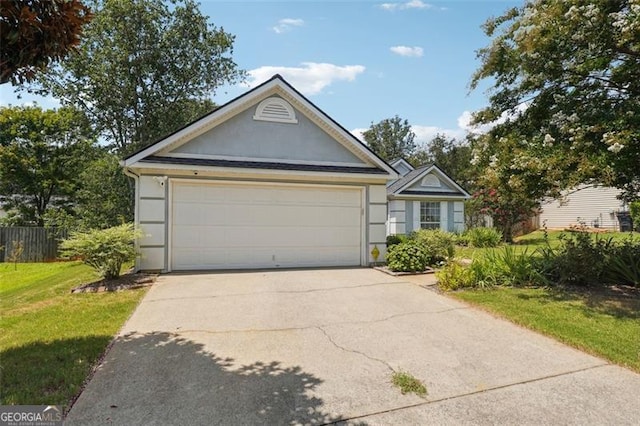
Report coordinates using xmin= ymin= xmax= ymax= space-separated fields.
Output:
xmin=420 ymin=202 xmax=440 ymax=229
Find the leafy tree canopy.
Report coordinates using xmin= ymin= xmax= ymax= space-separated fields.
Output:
xmin=471 ymin=0 xmax=640 ymax=201
xmin=0 ymin=105 xmax=98 ymax=226
xmin=43 ymin=151 xmax=134 ymax=231
xmin=0 ymin=0 xmax=92 ymax=84
xmin=362 ymin=115 xmax=416 ymax=161
xmin=411 ymin=134 xmax=476 ymax=191
xmin=32 ymin=0 xmax=244 ymax=155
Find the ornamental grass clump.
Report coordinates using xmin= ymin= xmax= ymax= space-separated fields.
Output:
xmin=60 ymin=223 xmax=142 ymax=280
xmin=466 ymin=227 xmax=502 ymax=248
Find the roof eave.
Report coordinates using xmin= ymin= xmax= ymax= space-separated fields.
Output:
xmin=125 ymin=161 xmax=394 ymax=181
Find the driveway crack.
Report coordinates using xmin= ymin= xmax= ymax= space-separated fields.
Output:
xmin=172 ymin=308 xmax=468 ymax=336
xmin=145 ymin=281 xmax=405 ymax=303
xmin=174 ymin=306 xmax=470 ymax=334
xmin=315 ymin=326 xmax=395 ymax=373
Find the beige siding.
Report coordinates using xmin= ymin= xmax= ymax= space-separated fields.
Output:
xmin=539 ymin=186 xmax=625 ymax=229
xmin=138 ymin=175 xmax=167 ymax=271
xmin=368 ymin=184 xmax=388 ymax=263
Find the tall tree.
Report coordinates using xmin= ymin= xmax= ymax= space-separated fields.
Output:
xmin=33 ymin=0 xmax=244 ymax=155
xmin=42 ymin=150 xmax=135 ymax=231
xmin=74 ymin=152 xmax=134 ymax=229
xmin=0 ymin=0 xmax=92 ymax=84
xmin=468 ymin=133 xmax=542 ymax=242
xmin=362 ymin=115 xmax=416 ymax=161
xmin=470 ymin=0 xmax=640 ymax=201
xmin=411 ymin=134 xmax=476 ymax=190
xmin=0 ymin=105 xmax=98 ymax=225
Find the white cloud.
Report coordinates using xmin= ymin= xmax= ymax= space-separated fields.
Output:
xmin=272 ymin=18 xmax=304 ymax=34
xmin=412 ymin=125 xmax=465 ymax=143
xmin=246 ymin=62 xmax=366 ymax=96
xmin=380 ymin=1 xmax=433 ymax=11
xmin=351 ymin=128 xmax=369 ymax=142
xmin=457 ymin=104 xmax=528 ymax=134
xmin=390 ymin=45 xmax=424 ymax=57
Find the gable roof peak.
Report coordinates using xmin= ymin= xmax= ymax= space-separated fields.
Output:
xmin=122 ymin=73 xmax=397 ymax=178
xmin=387 ymin=163 xmax=470 ymax=197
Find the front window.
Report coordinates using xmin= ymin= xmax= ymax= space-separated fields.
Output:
xmin=420 ymin=202 xmax=440 ymax=229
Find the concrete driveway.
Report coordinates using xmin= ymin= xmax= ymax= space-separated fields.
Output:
xmin=66 ymin=268 xmax=640 ymax=425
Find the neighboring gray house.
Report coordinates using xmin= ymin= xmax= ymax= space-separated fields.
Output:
xmin=122 ymin=75 xmax=397 ymax=271
xmin=387 ymin=159 xmax=470 ymax=235
xmin=537 ymin=185 xmax=628 ymax=230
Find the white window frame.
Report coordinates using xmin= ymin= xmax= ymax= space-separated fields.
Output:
xmin=420 ymin=201 xmax=440 ymax=229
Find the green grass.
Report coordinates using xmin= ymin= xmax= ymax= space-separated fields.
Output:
xmin=456 ymin=230 xmax=639 ymax=259
xmin=391 ymin=371 xmax=427 ymax=397
xmin=452 ymin=287 xmax=640 ymax=372
xmin=0 ymin=262 xmax=148 ymax=407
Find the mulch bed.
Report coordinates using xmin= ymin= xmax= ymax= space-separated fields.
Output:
xmin=71 ymin=272 xmax=157 ymax=293
xmin=373 ymin=266 xmax=435 ymax=276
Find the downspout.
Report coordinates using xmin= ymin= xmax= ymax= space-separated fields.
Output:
xmin=122 ymin=166 xmax=141 ymax=272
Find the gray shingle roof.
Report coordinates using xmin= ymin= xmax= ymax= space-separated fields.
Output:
xmin=140 ymin=156 xmax=388 ymax=174
xmin=387 ymin=164 xmax=433 ymax=194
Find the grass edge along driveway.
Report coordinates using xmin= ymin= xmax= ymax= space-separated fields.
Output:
xmin=451 ymin=287 xmax=640 ymax=373
xmin=1 ymin=262 xmax=148 ymax=409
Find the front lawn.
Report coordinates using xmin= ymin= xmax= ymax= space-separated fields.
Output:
xmin=455 ymin=229 xmax=638 ymax=259
xmin=0 ymin=262 xmax=147 ymax=408
xmin=452 ymin=287 xmax=640 ymax=372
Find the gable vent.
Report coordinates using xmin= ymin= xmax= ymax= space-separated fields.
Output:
xmin=253 ymin=97 xmax=298 ymax=124
xmin=421 ymin=174 xmax=441 ymax=187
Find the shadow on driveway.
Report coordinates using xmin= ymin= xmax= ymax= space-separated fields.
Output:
xmin=67 ymin=332 xmax=358 ymax=425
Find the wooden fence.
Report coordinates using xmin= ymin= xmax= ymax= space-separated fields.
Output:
xmin=0 ymin=227 xmax=68 ymax=262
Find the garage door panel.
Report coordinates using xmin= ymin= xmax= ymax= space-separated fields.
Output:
xmin=172 ymin=203 xmax=209 ymax=226
xmin=171 ymin=182 xmax=363 ymax=270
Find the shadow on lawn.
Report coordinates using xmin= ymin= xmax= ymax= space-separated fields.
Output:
xmin=65 ymin=332 xmax=363 ymax=425
xmin=1 ymin=335 xmax=113 ymax=407
xmin=516 ymin=286 xmax=640 ymax=320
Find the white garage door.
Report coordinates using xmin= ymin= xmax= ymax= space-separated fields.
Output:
xmin=170 ymin=181 xmax=363 ymax=270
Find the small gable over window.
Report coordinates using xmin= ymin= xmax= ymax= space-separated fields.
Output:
xmin=421 ymin=174 xmax=441 ymax=187
xmin=253 ymin=97 xmax=298 ymax=124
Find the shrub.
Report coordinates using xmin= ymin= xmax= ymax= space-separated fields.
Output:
xmin=466 ymin=227 xmax=502 ymax=248
xmin=436 ymin=262 xmax=476 ymax=291
xmin=543 ymin=231 xmax=614 ymax=286
xmin=386 ymin=234 xmax=408 ymax=248
xmin=60 ymin=223 xmax=142 ymax=280
xmin=386 ymin=241 xmax=429 ymax=272
xmin=411 ymin=229 xmax=455 ymax=265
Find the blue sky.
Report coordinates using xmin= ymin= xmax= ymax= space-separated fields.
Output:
xmin=0 ymin=0 xmax=521 ymax=145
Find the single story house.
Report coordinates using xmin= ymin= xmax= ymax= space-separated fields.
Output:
xmin=122 ymin=75 xmax=398 ymax=272
xmin=537 ymin=185 xmax=629 ymax=230
xmin=386 ymin=159 xmax=470 ymax=235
